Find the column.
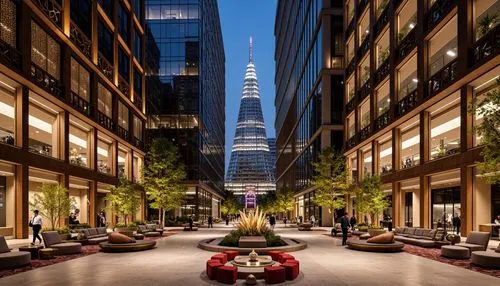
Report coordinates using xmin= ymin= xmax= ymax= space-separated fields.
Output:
xmin=15 ymin=164 xmax=28 ymax=238
xmin=392 ymin=181 xmax=401 ymax=227
xmin=420 ymin=175 xmax=430 ymax=228
xmin=461 ymin=166 xmax=473 ymax=236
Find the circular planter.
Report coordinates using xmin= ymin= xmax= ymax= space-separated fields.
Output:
xmin=198 ymin=237 xmax=307 ymax=253
xmin=367 ymin=228 xmax=386 ymax=237
xmin=114 ymin=227 xmax=137 ymax=236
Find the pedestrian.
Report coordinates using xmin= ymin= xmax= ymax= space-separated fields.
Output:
xmin=30 ymin=210 xmax=43 ymax=246
xmin=283 ymin=216 xmax=287 ymax=227
xmin=340 ymin=212 xmax=350 ymax=246
xmin=188 ymin=215 xmax=193 ymax=231
xmin=350 ymin=215 xmax=357 ymax=231
xmin=270 ymin=214 xmax=276 ymax=230
xmin=99 ymin=211 xmax=106 ymax=227
xmin=226 ymin=214 xmax=230 ymax=226
xmin=454 ymin=213 xmax=461 ymax=235
xmin=310 ymin=215 xmax=316 ymax=227
xmin=208 ymin=216 xmax=213 ymax=228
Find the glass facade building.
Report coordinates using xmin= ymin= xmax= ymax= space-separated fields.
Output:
xmin=274 ymin=1 xmax=344 ymax=226
xmin=225 ymin=41 xmax=276 ymax=195
xmin=145 ymin=0 xmax=225 ymax=220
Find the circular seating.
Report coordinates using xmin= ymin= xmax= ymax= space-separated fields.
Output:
xmin=471 ymin=251 xmax=500 ymax=269
xmin=217 ymin=265 xmax=238 ymax=284
xmin=282 ymin=260 xmax=299 ymax=280
xmin=99 ymin=240 xmax=156 ymax=252
xmin=347 ymin=240 xmax=404 ymax=252
xmin=211 ymin=253 xmax=228 ymax=264
xmin=206 ymin=259 xmax=223 ymax=280
xmin=267 ymin=250 xmax=281 ymax=261
xmin=223 ymin=250 xmax=239 ymax=261
xmin=264 ymin=266 xmax=286 ymax=284
xmin=144 ymin=232 xmax=161 ymax=237
xmin=39 ymin=248 xmax=55 ymax=259
xmin=441 ymin=245 xmax=470 ymax=259
xmin=278 ymin=253 xmax=295 ymax=263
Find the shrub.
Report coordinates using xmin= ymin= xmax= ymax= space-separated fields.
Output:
xmin=55 ymin=226 xmax=71 ymax=234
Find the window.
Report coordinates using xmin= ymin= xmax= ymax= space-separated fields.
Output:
xmin=359 ymin=55 xmax=370 ymax=86
xmin=474 ymin=0 xmax=499 ymax=41
xmin=98 ymin=20 xmax=113 ymax=62
xmin=97 ymin=0 xmax=113 ymax=19
xmin=69 ymin=177 xmax=90 ymax=224
xmin=29 ymin=98 xmax=60 ymax=158
xmin=359 ymin=99 xmax=370 ymax=129
xmin=376 ymin=29 xmax=390 ymax=68
xmin=118 ymin=47 xmax=129 ymax=80
xmin=0 ymin=0 xmax=17 ymax=48
xmin=133 ymin=28 xmax=141 ymax=61
xmin=397 ymin=0 xmax=417 ymax=43
xmin=400 ymin=117 xmax=420 ymax=168
xmin=346 ymin=36 xmax=354 ymax=63
xmin=188 ymin=5 xmax=199 ymax=19
xmin=0 ymin=76 xmax=16 ymax=146
xmin=118 ymin=146 xmax=129 ymax=178
xmin=429 ymin=92 xmax=460 ymax=160
xmin=133 ymin=155 xmax=143 ymax=182
xmin=428 ymin=16 xmax=457 ymax=77
xmin=31 ymin=21 xmax=60 ymax=80
xmin=472 ymin=75 xmax=499 ymax=146
xmin=346 ymin=0 xmax=354 ymax=24
xmin=70 ymin=0 xmax=91 ymax=37
xmin=118 ymin=2 xmax=130 ymax=42
xmin=376 ymin=80 xmax=390 ymax=117
xmin=133 ymin=0 xmax=141 ymax=20
xmin=346 ymin=75 xmax=355 ymax=102
xmin=0 ymin=162 xmax=14 ymax=228
xmin=397 ymin=54 xmax=418 ymax=101
xmin=133 ymin=115 xmax=142 ymax=139
xmin=378 ymin=134 xmax=392 ymax=175
xmin=69 ymin=117 xmax=91 ymax=168
xmin=134 ymin=68 xmax=141 ymax=94
xmin=347 ymin=153 xmax=358 ymax=182
xmin=358 ymin=10 xmax=370 ymax=43
xmin=70 ymin=58 xmax=90 ymax=101
xmin=118 ymin=101 xmax=129 ymax=131
xmin=347 ymin=113 xmax=355 ymax=139
xmin=375 ymin=0 xmax=389 ymax=20
xmin=98 ymin=83 xmax=112 ymax=118
xmin=97 ymin=133 xmax=113 ymax=175
xmin=362 ymin=145 xmax=372 ymax=177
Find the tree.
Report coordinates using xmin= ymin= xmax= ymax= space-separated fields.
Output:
xmin=355 ymin=175 xmax=389 ymax=225
xmin=311 ymin=148 xmax=349 ymax=226
xmin=258 ymin=192 xmax=277 ymax=214
xmin=468 ymin=78 xmax=500 ymax=184
xmin=106 ymin=178 xmax=142 ymax=226
xmin=273 ymin=190 xmax=295 ymax=217
xmin=142 ymin=138 xmax=187 ymax=228
xmin=30 ymin=183 xmax=75 ymax=230
xmin=221 ymin=193 xmax=242 ymax=217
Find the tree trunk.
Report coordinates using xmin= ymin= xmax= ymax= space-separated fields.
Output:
xmin=158 ymin=208 xmax=162 ymax=228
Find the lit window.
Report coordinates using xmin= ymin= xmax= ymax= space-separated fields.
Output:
xmin=429 ymin=93 xmax=460 ymax=160
xmin=70 ymin=58 xmax=90 ymax=101
xmin=98 ymin=83 xmax=112 ymax=118
xmin=31 ymin=21 xmax=60 ymax=80
xmin=0 ymin=75 xmax=16 ymax=146
xmin=69 ymin=117 xmax=91 ymax=168
xmin=0 ymin=0 xmax=17 ymax=48
xmin=28 ymin=97 xmax=60 ymax=158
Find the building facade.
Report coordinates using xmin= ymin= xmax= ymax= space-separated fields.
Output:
xmin=145 ymin=0 xmax=225 ymax=221
xmin=0 ymin=0 xmax=147 ymax=238
xmin=274 ymin=0 xmax=344 ymax=226
xmin=268 ymin=138 xmax=277 ymax=179
xmin=343 ymin=0 xmax=499 ymax=235
xmin=225 ymin=40 xmax=276 ymax=196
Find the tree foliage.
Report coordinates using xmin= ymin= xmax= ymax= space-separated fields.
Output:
xmin=273 ymin=190 xmax=295 ymax=215
xmin=106 ymin=178 xmax=142 ymax=226
xmin=221 ymin=193 xmax=242 ymax=216
xmin=142 ymin=138 xmax=187 ymax=227
xmin=469 ymin=78 xmax=500 ymax=184
xmin=354 ymin=175 xmax=389 ymax=225
xmin=30 ymin=183 xmax=75 ymax=230
xmin=311 ymin=148 xmax=349 ymax=225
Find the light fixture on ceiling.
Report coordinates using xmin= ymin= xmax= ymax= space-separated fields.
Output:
xmin=446 ymin=50 xmax=456 ymax=57
xmin=409 ymin=23 xmax=415 ymax=29
xmin=412 ymin=78 xmax=418 ymax=83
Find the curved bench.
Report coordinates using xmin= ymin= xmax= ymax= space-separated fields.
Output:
xmin=99 ymin=240 xmax=156 ymax=252
xmin=471 ymin=251 xmax=500 ymax=269
xmin=347 ymin=240 xmax=404 ymax=252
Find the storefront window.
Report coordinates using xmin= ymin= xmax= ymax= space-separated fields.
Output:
xmin=69 ymin=177 xmax=89 ymax=224
xmin=428 ymin=15 xmax=457 ymax=77
xmin=118 ymin=146 xmax=129 ymax=178
xmin=401 ymin=178 xmax=420 ymax=227
xmin=0 ymin=75 xmax=16 ymax=145
xmin=28 ymin=169 xmax=60 ymax=229
xmin=0 ymin=162 xmax=15 ymax=231
xmin=347 ymin=153 xmax=358 ymax=183
xmin=69 ymin=117 xmax=91 ymax=168
xmin=431 ymin=171 xmax=461 ymax=231
xmin=362 ymin=145 xmax=372 ymax=178
xmin=97 ymin=133 xmax=113 ymax=175
xmin=376 ymin=80 xmax=390 ymax=117
xmin=28 ymin=97 xmax=60 ymax=158
xmin=400 ymin=116 xmax=420 ymax=169
xmin=379 ymin=134 xmax=392 ymax=175
xmin=429 ymin=92 xmax=460 ymax=160
xmin=397 ymin=54 xmax=418 ymax=101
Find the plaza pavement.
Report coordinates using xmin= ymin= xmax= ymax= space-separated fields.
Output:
xmin=2 ymin=223 xmax=499 ymax=285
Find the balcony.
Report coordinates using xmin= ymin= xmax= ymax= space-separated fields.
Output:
xmin=427 ymin=0 xmax=456 ymax=32
xmin=347 ymin=135 xmax=357 ymax=149
xmin=118 ymin=76 xmax=130 ymax=96
xmin=357 ymin=0 xmax=368 ymax=16
xmin=346 ymin=17 xmax=355 ymax=36
xmin=132 ymin=137 xmax=144 ymax=149
xmin=396 ymin=28 xmax=416 ymax=61
xmin=133 ymin=92 xmax=143 ymax=110
xmin=97 ymin=53 xmax=113 ymax=82
xmin=346 ymin=59 xmax=356 ymax=77
xmin=360 ymin=125 xmax=371 ymax=141
xmin=70 ymin=22 xmax=92 ymax=60
xmin=33 ymin=0 xmax=62 ymax=27
xmin=70 ymin=92 xmax=91 ymax=117
xmin=397 ymin=89 xmax=418 ymax=117
xmin=375 ymin=111 xmax=391 ymax=131
xmin=0 ymin=39 xmax=21 ymax=70
xmin=470 ymin=25 xmax=500 ymax=68
xmin=117 ymin=126 xmax=129 ymax=140
xmin=346 ymin=97 xmax=356 ymax=113
xmin=427 ymin=59 xmax=458 ymax=97
xmin=30 ymin=63 xmax=64 ymax=99
xmin=374 ymin=4 xmax=390 ymax=36
xmin=97 ymin=110 xmax=114 ymax=130
xmin=358 ymin=37 xmax=370 ymax=58
xmin=374 ymin=59 xmax=390 ymax=86
xmin=358 ymin=80 xmax=372 ymax=100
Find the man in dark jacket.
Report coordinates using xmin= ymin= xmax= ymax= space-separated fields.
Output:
xmin=349 ymin=215 xmax=357 ymax=231
xmin=340 ymin=212 xmax=350 ymax=246
xmin=208 ymin=216 xmax=213 ymax=228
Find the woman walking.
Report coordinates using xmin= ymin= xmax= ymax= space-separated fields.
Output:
xmin=30 ymin=210 xmax=43 ymax=245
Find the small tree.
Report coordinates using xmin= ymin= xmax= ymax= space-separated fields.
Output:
xmin=106 ymin=178 xmax=142 ymax=226
xmin=257 ymin=192 xmax=277 ymax=214
xmin=30 ymin=183 xmax=75 ymax=230
xmin=142 ymin=138 xmax=187 ymax=228
xmin=468 ymin=78 xmax=500 ymax=184
xmin=221 ymin=193 xmax=242 ymax=217
xmin=355 ymin=175 xmax=389 ymax=225
xmin=273 ymin=190 xmax=295 ymax=217
xmin=312 ymin=148 xmax=349 ymax=226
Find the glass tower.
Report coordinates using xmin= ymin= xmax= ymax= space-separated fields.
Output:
xmin=225 ymin=38 xmax=276 ymax=195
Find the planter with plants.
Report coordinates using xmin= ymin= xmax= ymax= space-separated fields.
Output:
xmin=367 ymin=225 xmax=386 ymax=237
xmin=114 ymin=223 xmax=138 ymax=236
xmin=476 ymin=12 xmax=499 ymax=40
xmin=55 ymin=226 xmax=71 ymax=241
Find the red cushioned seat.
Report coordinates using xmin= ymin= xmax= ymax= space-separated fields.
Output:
xmin=223 ymin=250 xmax=239 ymax=261
xmin=211 ymin=253 xmax=228 ymax=264
xmin=268 ymin=250 xmax=281 ymax=261
xmin=206 ymin=259 xmax=223 ymax=280
xmin=264 ymin=266 xmax=286 ymax=284
xmin=282 ymin=262 xmax=299 ymax=280
xmin=285 ymin=259 xmax=300 ymax=266
xmin=217 ymin=265 xmax=238 ymax=284
xmin=278 ymin=253 xmax=295 ymax=263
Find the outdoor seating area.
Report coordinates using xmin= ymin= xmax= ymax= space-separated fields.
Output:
xmin=394 ymin=227 xmax=448 ymax=248
xmin=98 ymin=233 xmax=157 ymax=253
xmin=137 ymin=224 xmax=163 ymax=237
xmin=0 ymin=236 xmax=31 ymax=270
xmin=471 ymin=243 xmax=500 ymax=269
xmin=347 ymin=232 xmax=405 ymax=252
xmin=79 ymin=227 xmax=109 ymax=244
xmin=41 ymin=232 xmax=82 ymax=255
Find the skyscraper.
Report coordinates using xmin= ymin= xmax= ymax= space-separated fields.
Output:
xmin=145 ymin=0 xmax=225 ymax=221
xmin=225 ymin=38 xmax=276 ymax=196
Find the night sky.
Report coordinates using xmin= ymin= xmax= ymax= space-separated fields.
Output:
xmin=218 ymin=0 xmax=277 ymax=174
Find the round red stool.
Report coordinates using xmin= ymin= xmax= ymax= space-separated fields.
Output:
xmin=285 ymin=259 xmax=300 ymax=266
xmin=211 ymin=253 xmax=228 ymax=264
xmin=264 ymin=266 xmax=286 ymax=284
xmin=278 ymin=253 xmax=295 ymax=263
xmin=268 ymin=250 xmax=281 ymax=261
xmin=282 ymin=262 xmax=299 ymax=280
xmin=217 ymin=265 xmax=238 ymax=284
xmin=223 ymin=250 xmax=239 ymax=261
xmin=206 ymin=259 xmax=223 ymax=280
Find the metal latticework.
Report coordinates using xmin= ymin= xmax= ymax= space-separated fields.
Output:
xmin=225 ymin=38 xmax=275 ymax=195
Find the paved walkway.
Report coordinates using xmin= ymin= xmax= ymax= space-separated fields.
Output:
xmin=1 ymin=225 xmax=499 ymax=285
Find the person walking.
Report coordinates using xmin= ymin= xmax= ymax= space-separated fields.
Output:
xmin=208 ymin=216 xmax=213 ymax=228
xmin=283 ymin=216 xmax=287 ymax=227
xmin=188 ymin=215 xmax=193 ymax=231
xmin=270 ymin=214 xmax=276 ymax=230
xmin=30 ymin=210 xmax=43 ymax=246
xmin=310 ymin=215 xmax=316 ymax=227
xmin=453 ymin=213 xmax=461 ymax=235
xmin=225 ymin=214 xmax=230 ymax=226
xmin=349 ymin=215 xmax=357 ymax=231
xmin=340 ymin=212 xmax=350 ymax=246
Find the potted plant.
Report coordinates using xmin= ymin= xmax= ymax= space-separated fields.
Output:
xmin=56 ymin=226 xmax=71 ymax=241
xmin=114 ymin=222 xmax=138 ymax=236
xmin=476 ymin=12 xmax=499 ymax=40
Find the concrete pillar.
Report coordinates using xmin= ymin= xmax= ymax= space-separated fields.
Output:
xmin=420 ymin=175 xmax=430 ymax=228
xmin=461 ymin=166 xmax=473 ymax=236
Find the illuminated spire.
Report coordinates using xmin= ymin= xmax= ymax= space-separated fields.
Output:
xmin=249 ymin=36 xmax=253 ymax=62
